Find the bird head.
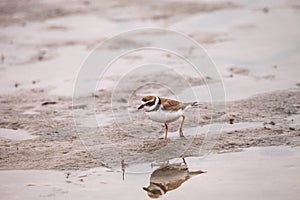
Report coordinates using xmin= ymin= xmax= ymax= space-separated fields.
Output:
xmin=137 ymin=96 xmax=159 ymax=112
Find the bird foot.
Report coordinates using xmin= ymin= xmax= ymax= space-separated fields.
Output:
xmin=179 ymin=130 xmax=185 ymax=138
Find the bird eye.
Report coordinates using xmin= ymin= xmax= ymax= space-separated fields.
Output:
xmin=146 ymin=101 xmax=155 ymax=106
xmin=152 ymin=189 xmax=162 ymax=195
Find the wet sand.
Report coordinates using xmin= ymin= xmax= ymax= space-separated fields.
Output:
xmin=0 ymin=89 xmax=299 ymax=169
xmin=0 ymin=0 xmax=299 ymax=169
xmin=0 ymin=0 xmax=300 ymax=199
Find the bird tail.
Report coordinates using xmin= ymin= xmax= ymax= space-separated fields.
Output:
xmin=182 ymin=102 xmax=199 ymax=111
xmin=190 ymin=102 xmax=199 ymax=107
xmin=189 ymin=170 xmax=206 ymax=176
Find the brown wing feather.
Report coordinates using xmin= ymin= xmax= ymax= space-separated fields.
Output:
xmin=160 ymin=98 xmax=187 ymax=111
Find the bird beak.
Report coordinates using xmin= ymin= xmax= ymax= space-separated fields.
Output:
xmin=137 ymin=104 xmax=144 ymax=110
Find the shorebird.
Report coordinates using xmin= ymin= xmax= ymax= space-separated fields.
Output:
xmin=137 ymin=96 xmax=196 ymax=140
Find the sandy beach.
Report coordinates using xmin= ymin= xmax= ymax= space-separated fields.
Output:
xmin=0 ymin=0 xmax=299 ymax=199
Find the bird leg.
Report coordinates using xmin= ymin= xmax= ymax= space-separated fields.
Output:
xmin=179 ymin=115 xmax=185 ymax=137
xmin=182 ymin=157 xmax=187 ymax=166
xmin=164 ymin=123 xmax=168 ymax=140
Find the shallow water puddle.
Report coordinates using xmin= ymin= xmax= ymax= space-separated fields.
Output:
xmin=0 ymin=128 xmax=37 ymax=140
xmin=168 ymin=122 xmax=263 ymax=138
xmin=288 ymin=114 xmax=300 ymax=124
xmin=77 ymin=112 xmax=127 ymax=128
xmin=22 ymin=110 xmax=40 ymax=115
xmin=1 ymin=146 xmax=299 ymax=200
xmin=286 ymin=114 xmax=300 ymax=130
xmin=96 ymin=113 xmax=115 ymax=127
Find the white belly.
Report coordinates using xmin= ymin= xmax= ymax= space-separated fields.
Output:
xmin=146 ymin=110 xmax=182 ymax=123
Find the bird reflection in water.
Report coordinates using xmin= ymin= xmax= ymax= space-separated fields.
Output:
xmin=143 ymin=158 xmax=205 ymax=198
